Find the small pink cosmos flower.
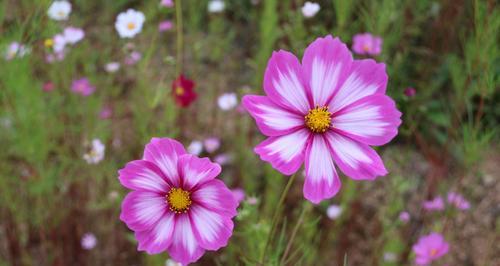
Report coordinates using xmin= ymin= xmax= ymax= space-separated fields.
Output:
xmin=352 ymin=33 xmax=383 ymax=56
xmin=118 ymin=138 xmax=238 ymax=265
xmin=63 ymin=27 xmax=85 ymax=44
xmin=158 ymin=20 xmax=173 ymax=32
xmin=203 ymin=137 xmax=221 ymax=153
xmin=404 ymin=87 xmax=416 ymax=97
xmin=447 ymin=192 xmax=470 ymax=210
xmin=423 ymin=196 xmax=445 ymax=211
xmin=399 ymin=211 xmax=410 ymax=222
xmin=42 ymin=82 xmax=55 ymax=92
xmin=412 ymin=232 xmax=449 ymax=265
xmin=160 ymin=0 xmax=174 ymax=8
xmin=81 ymin=233 xmax=97 ymax=250
xmin=242 ymin=35 xmax=401 ymax=203
xmin=71 ymin=78 xmax=95 ymax=96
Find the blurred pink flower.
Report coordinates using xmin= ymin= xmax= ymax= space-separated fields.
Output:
xmin=118 ymin=138 xmax=238 ymax=265
xmin=81 ymin=233 xmax=97 ymax=250
xmin=404 ymin=87 xmax=416 ymax=97
xmin=99 ymin=106 xmax=112 ymax=119
xmin=423 ymin=196 xmax=445 ymax=211
xmin=124 ymin=51 xmax=142 ymax=65
xmin=246 ymin=196 xmax=258 ymax=205
xmin=158 ymin=20 xmax=173 ymax=32
xmin=160 ymin=0 xmax=174 ymax=8
xmin=231 ymin=188 xmax=245 ymax=204
xmin=42 ymin=82 xmax=55 ymax=92
xmin=63 ymin=27 xmax=85 ymax=44
xmin=214 ymin=153 xmax=231 ymax=165
xmin=105 ymin=62 xmax=120 ymax=73
xmin=447 ymin=192 xmax=470 ymax=210
xmin=242 ymin=35 xmax=401 ymax=204
xmin=352 ymin=33 xmax=383 ymax=56
xmin=53 ymin=33 xmax=67 ymax=53
xmin=71 ymin=78 xmax=95 ymax=96
xmin=46 ymin=51 xmax=65 ymax=63
xmin=5 ymin=42 xmax=29 ymax=60
xmin=412 ymin=232 xmax=449 ymax=265
xmin=399 ymin=211 xmax=410 ymax=222
xmin=203 ymin=137 xmax=220 ymax=153
xmin=326 ymin=204 xmax=342 ymax=220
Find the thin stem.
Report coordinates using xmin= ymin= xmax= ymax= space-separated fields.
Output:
xmin=175 ymin=0 xmax=184 ymax=76
xmin=280 ymin=203 xmax=310 ymax=265
xmin=260 ymin=173 xmax=297 ymax=265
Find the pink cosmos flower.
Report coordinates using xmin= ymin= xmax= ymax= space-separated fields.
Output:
xmin=63 ymin=27 xmax=85 ymax=44
xmin=203 ymin=137 xmax=220 ymax=153
xmin=42 ymin=82 xmax=55 ymax=92
xmin=71 ymin=78 xmax=95 ymax=96
xmin=81 ymin=233 xmax=97 ymax=250
xmin=399 ymin=211 xmax=410 ymax=222
xmin=352 ymin=33 xmax=383 ymax=56
xmin=160 ymin=0 xmax=174 ymax=8
xmin=404 ymin=87 xmax=416 ymax=97
xmin=242 ymin=35 xmax=401 ymax=203
xmin=447 ymin=192 xmax=470 ymax=210
xmin=118 ymin=138 xmax=238 ymax=265
xmin=99 ymin=106 xmax=112 ymax=119
xmin=423 ymin=196 xmax=445 ymax=211
xmin=412 ymin=232 xmax=449 ymax=265
xmin=158 ymin=20 xmax=173 ymax=32
xmin=124 ymin=51 xmax=142 ymax=65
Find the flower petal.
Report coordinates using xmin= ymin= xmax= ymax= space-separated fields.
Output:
xmin=242 ymin=95 xmax=305 ymax=136
xmin=263 ymin=50 xmax=310 ymax=113
xmin=167 ymin=215 xmax=205 ymax=265
xmin=329 ymin=59 xmax=387 ymax=113
xmin=135 ymin=212 xmax=175 ymax=254
xmin=178 ymin=154 xmax=221 ymax=190
xmin=332 ymin=94 xmax=401 ymax=146
xmin=118 ymin=160 xmax=170 ymax=193
xmin=303 ymin=135 xmax=341 ymax=204
xmin=191 ymin=179 xmax=238 ymax=217
xmin=120 ymin=191 xmax=167 ymax=231
xmin=325 ymin=132 xmax=387 ymax=180
xmin=254 ymin=128 xmax=310 ymax=175
xmin=143 ymin=138 xmax=187 ymax=186
xmin=302 ymin=35 xmax=353 ymax=106
xmin=190 ymin=205 xmax=234 ymax=250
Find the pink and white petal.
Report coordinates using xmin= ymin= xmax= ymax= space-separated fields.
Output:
xmin=329 ymin=59 xmax=387 ymax=113
xmin=263 ymin=50 xmax=310 ymax=113
xmin=254 ymin=129 xmax=311 ymax=175
xmin=302 ymin=35 xmax=353 ymax=106
xmin=332 ymin=94 xmax=402 ymax=146
xmin=242 ymin=95 xmax=305 ymax=136
xmin=143 ymin=138 xmax=187 ymax=186
xmin=135 ymin=212 xmax=175 ymax=254
xmin=167 ymin=215 xmax=205 ymax=266
xmin=190 ymin=205 xmax=234 ymax=250
xmin=325 ymin=132 xmax=387 ymax=180
xmin=118 ymin=160 xmax=170 ymax=193
xmin=191 ymin=179 xmax=238 ymax=218
xmin=303 ymin=135 xmax=341 ymax=204
xmin=178 ymin=154 xmax=221 ymax=190
xmin=120 ymin=191 xmax=167 ymax=232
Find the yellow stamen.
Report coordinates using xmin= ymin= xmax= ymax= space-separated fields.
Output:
xmin=127 ymin=22 xmax=136 ymax=30
xmin=44 ymin=38 xmax=54 ymax=48
xmin=175 ymin=87 xmax=184 ymax=95
xmin=305 ymin=106 xmax=332 ymax=133
xmin=430 ymin=249 xmax=438 ymax=256
xmin=166 ymin=188 xmax=192 ymax=213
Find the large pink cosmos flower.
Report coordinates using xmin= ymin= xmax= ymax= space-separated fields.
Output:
xmin=412 ymin=232 xmax=449 ymax=265
xmin=242 ymin=35 xmax=401 ymax=204
xmin=118 ymin=138 xmax=238 ymax=265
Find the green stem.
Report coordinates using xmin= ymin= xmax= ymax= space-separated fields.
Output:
xmin=260 ymin=173 xmax=297 ymax=264
xmin=280 ymin=203 xmax=310 ymax=265
xmin=175 ymin=0 xmax=184 ymax=76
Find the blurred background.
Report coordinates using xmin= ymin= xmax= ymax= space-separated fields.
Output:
xmin=0 ymin=0 xmax=499 ymax=265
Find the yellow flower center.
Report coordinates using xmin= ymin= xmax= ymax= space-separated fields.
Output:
xmin=175 ymin=87 xmax=185 ymax=95
xmin=44 ymin=38 xmax=54 ymax=48
xmin=363 ymin=44 xmax=371 ymax=51
xmin=127 ymin=22 xmax=136 ymax=30
xmin=57 ymin=11 xmax=65 ymax=17
xmin=166 ymin=188 xmax=192 ymax=213
xmin=430 ymin=248 xmax=438 ymax=256
xmin=305 ymin=106 xmax=332 ymax=133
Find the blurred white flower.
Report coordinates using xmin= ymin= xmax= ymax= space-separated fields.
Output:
xmin=5 ymin=42 xmax=29 ymax=60
xmin=81 ymin=233 xmax=97 ymax=250
xmin=48 ymin=1 xmax=72 ymax=21
xmin=115 ymin=9 xmax=145 ymax=38
xmin=383 ymin=252 xmax=396 ymax=262
xmin=326 ymin=204 xmax=342 ymax=220
xmin=105 ymin=62 xmax=120 ymax=73
xmin=208 ymin=0 xmax=225 ymax=13
xmin=301 ymin=2 xmax=320 ymax=18
xmin=53 ymin=34 xmax=67 ymax=53
xmin=203 ymin=137 xmax=221 ymax=153
xmin=246 ymin=196 xmax=259 ymax=205
xmin=187 ymin=140 xmax=203 ymax=155
xmin=63 ymin=27 xmax=85 ymax=44
xmin=217 ymin=92 xmax=238 ymax=111
xmin=83 ymin=139 xmax=105 ymax=164
xmin=165 ymin=259 xmax=181 ymax=266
